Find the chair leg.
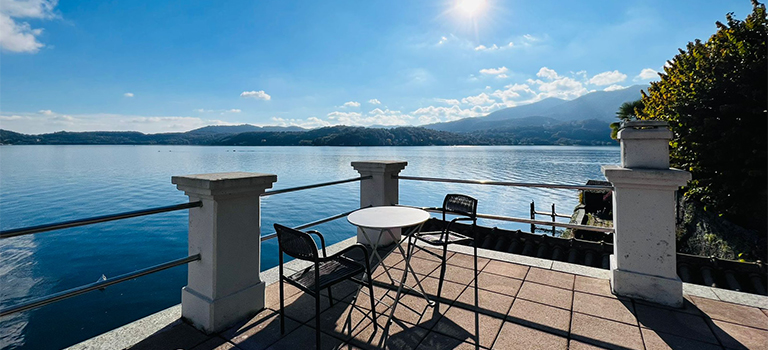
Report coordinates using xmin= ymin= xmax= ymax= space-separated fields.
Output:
xmin=437 ymin=245 xmax=448 ymax=300
xmin=315 ymin=293 xmax=321 ymax=350
xmin=279 ymin=278 xmax=285 ymax=335
xmin=474 ymin=242 xmax=479 ymax=349
xmin=327 ymin=286 xmax=334 ymax=306
xmin=367 ymin=279 xmax=378 ymax=329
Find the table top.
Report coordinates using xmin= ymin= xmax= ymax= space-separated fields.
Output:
xmin=347 ymin=206 xmax=430 ymax=229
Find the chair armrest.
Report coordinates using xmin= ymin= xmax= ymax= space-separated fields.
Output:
xmin=444 ymin=217 xmax=475 ymax=235
xmin=306 ymin=230 xmax=328 ymax=258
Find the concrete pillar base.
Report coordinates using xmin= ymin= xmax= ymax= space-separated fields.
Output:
xmin=610 ymin=255 xmax=683 ymax=308
xmin=181 ymin=281 xmax=266 ymax=333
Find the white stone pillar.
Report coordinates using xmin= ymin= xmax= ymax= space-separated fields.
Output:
xmin=351 ymin=161 xmax=408 ymax=245
xmin=172 ymin=172 xmax=277 ymax=333
xmin=602 ymin=121 xmax=691 ymax=307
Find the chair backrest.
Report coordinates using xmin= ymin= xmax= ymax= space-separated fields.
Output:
xmin=274 ymin=224 xmax=319 ymax=261
xmin=442 ymin=194 xmax=478 ymax=219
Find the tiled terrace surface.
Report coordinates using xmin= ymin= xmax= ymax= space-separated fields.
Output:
xmin=128 ymin=247 xmax=768 ymax=350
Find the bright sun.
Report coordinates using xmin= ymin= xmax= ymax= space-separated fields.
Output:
xmin=456 ymin=0 xmax=486 ymax=16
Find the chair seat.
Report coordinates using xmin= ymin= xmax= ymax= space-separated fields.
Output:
xmin=415 ymin=230 xmax=473 ymax=246
xmin=287 ymin=257 xmax=365 ymax=291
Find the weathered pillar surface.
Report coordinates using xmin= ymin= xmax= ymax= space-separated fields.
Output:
xmin=351 ymin=161 xmax=408 ymax=245
xmin=602 ymin=121 xmax=691 ymax=307
xmin=172 ymin=172 xmax=277 ymax=333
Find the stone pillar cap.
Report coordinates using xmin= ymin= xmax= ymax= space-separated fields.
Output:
xmin=173 ymin=172 xmax=277 ymax=196
xmin=622 ymin=120 xmax=669 ymax=128
xmin=351 ymin=161 xmax=408 ymax=172
xmin=602 ymin=166 xmax=691 ymax=187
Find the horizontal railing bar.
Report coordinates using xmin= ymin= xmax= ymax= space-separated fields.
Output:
xmin=262 ymin=176 xmax=372 ymax=197
xmin=533 ymin=211 xmax=571 ymax=218
xmin=261 ymin=207 xmax=363 ymax=241
xmin=0 ymin=254 xmax=201 ymax=317
xmin=0 ymin=202 xmax=203 ymax=240
xmin=397 ymin=204 xmax=613 ymax=233
xmin=396 ymin=175 xmax=614 ymax=191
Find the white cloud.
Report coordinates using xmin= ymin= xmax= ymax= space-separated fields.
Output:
xmin=195 ymin=108 xmax=241 ymax=114
xmin=326 ymin=109 xmax=413 ymax=126
xmin=635 ymin=68 xmax=659 ymax=81
xmin=342 ymin=101 xmax=360 ymax=108
xmin=461 ymin=92 xmax=496 ymax=106
xmin=474 ymin=44 xmax=499 ymax=51
xmin=479 ymin=66 xmax=508 ymax=76
xmin=523 ymin=34 xmax=539 ymax=42
xmin=368 ymin=99 xmax=381 ymax=105
xmin=536 ymin=67 xmax=559 ymax=80
xmin=436 ymin=98 xmax=460 ymax=106
xmin=228 ymin=109 xmax=241 ymax=113
xmin=491 ymin=83 xmax=534 ymax=104
xmin=438 ymin=36 xmax=448 ymax=45
xmin=240 ymin=90 xmax=271 ymax=100
xmin=124 ymin=92 xmax=134 ymax=98
xmin=588 ymin=70 xmax=627 ymax=86
xmin=0 ymin=0 xmax=57 ymax=53
xmin=604 ymin=84 xmax=627 ymax=91
xmin=38 ymin=109 xmax=53 ymax=115
xmin=271 ymin=116 xmax=329 ymax=129
xmin=507 ymin=42 xmax=514 ymax=47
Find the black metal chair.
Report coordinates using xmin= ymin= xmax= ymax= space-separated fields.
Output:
xmin=274 ymin=224 xmax=377 ymax=350
xmin=408 ymin=194 xmax=479 ymax=302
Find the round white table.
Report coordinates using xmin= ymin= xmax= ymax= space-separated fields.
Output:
xmin=347 ymin=206 xmax=435 ymax=324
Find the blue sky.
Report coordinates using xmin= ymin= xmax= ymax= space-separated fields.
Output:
xmin=0 ymin=0 xmax=754 ymax=134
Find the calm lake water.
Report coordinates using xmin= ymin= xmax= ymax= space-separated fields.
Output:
xmin=0 ymin=145 xmax=619 ymax=349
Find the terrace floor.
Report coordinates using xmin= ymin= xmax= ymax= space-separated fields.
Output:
xmin=125 ymin=245 xmax=768 ymax=350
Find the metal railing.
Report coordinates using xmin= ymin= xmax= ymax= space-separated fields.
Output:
xmin=0 ymin=254 xmax=200 ymax=317
xmin=0 ymin=201 xmax=203 ymax=239
xmin=262 ymin=176 xmax=370 ymax=197
xmin=396 ymin=175 xmax=614 ymax=192
xmin=260 ymin=207 xmax=364 ymax=242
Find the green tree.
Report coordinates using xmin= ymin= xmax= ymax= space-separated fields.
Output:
xmin=610 ymin=99 xmax=644 ymax=139
xmin=639 ymin=0 xmax=767 ymax=230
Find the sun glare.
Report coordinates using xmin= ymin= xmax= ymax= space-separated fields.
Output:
xmin=456 ymin=0 xmax=486 ymax=16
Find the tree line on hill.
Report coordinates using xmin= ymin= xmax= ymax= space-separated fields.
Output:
xmin=0 ymin=119 xmax=616 ymax=146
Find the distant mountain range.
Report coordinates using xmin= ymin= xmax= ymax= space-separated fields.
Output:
xmin=0 ymin=86 xmax=648 ymax=146
xmin=426 ymin=85 xmax=648 ymax=133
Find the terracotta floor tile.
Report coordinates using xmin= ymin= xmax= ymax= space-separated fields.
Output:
xmin=691 ymin=296 xmax=768 ymax=330
xmin=312 ymin=301 xmax=375 ymax=342
xmin=416 ymin=332 xmax=478 ymax=350
xmin=399 ymin=256 xmax=443 ymax=276
xmin=507 ymin=299 xmax=571 ymax=337
xmin=492 ymin=321 xmax=568 ymax=350
xmin=454 ymin=287 xmax=514 ymax=317
xmin=446 ymin=252 xmax=490 ymax=271
xmin=482 ymin=260 xmax=529 ymax=280
xmin=640 ymin=328 xmax=723 ymax=350
xmin=568 ymin=340 xmax=608 ymax=350
xmin=281 ymin=292 xmax=333 ymax=324
xmin=375 ymin=292 xmax=438 ymax=327
xmin=570 ymin=312 xmax=643 ymax=350
xmin=346 ymin=318 xmax=429 ymax=350
xmin=476 ymin=272 xmax=523 ymax=296
xmin=411 ymin=246 xmax=454 ymax=262
xmin=431 ymin=305 xmax=503 ymax=348
xmin=574 ymin=275 xmax=612 ymax=297
xmin=189 ymin=337 xmax=238 ymax=350
xmin=525 ymin=267 xmax=575 ymax=290
xmin=709 ymin=319 xmax=768 ymax=350
xmin=517 ymin=282 xmax=573 ymax=310
xmin=127 ymin=321 xmax=211 ymax=350
xmin=265 ymin=282 xmax=302 ymax=309
xmin=420 ymin=275 xmax=468 ymax=303
xmin=264 ymin=325 xmax=345 ymax=350
xmin=634 ymin=303 xmax=718 ymax=344
xmin=573 ymin=292 xmax=636 ymax=325
xmin=222 ymin=309 xmax=301 ymax=350
xmin=428 ymin=263 xmax=477 ymax=285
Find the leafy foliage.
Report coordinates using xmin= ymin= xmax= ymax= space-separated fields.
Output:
xmin=639 ymin=0 xmax=767 ymax=229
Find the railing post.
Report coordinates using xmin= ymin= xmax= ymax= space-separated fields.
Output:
xmin=172 ymin=172 xmax=277 ymax=333
xmin=351 ymin=161 xmax=408 ymax=245
xmin=602 ymin=121 xmax=691 ymax=307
